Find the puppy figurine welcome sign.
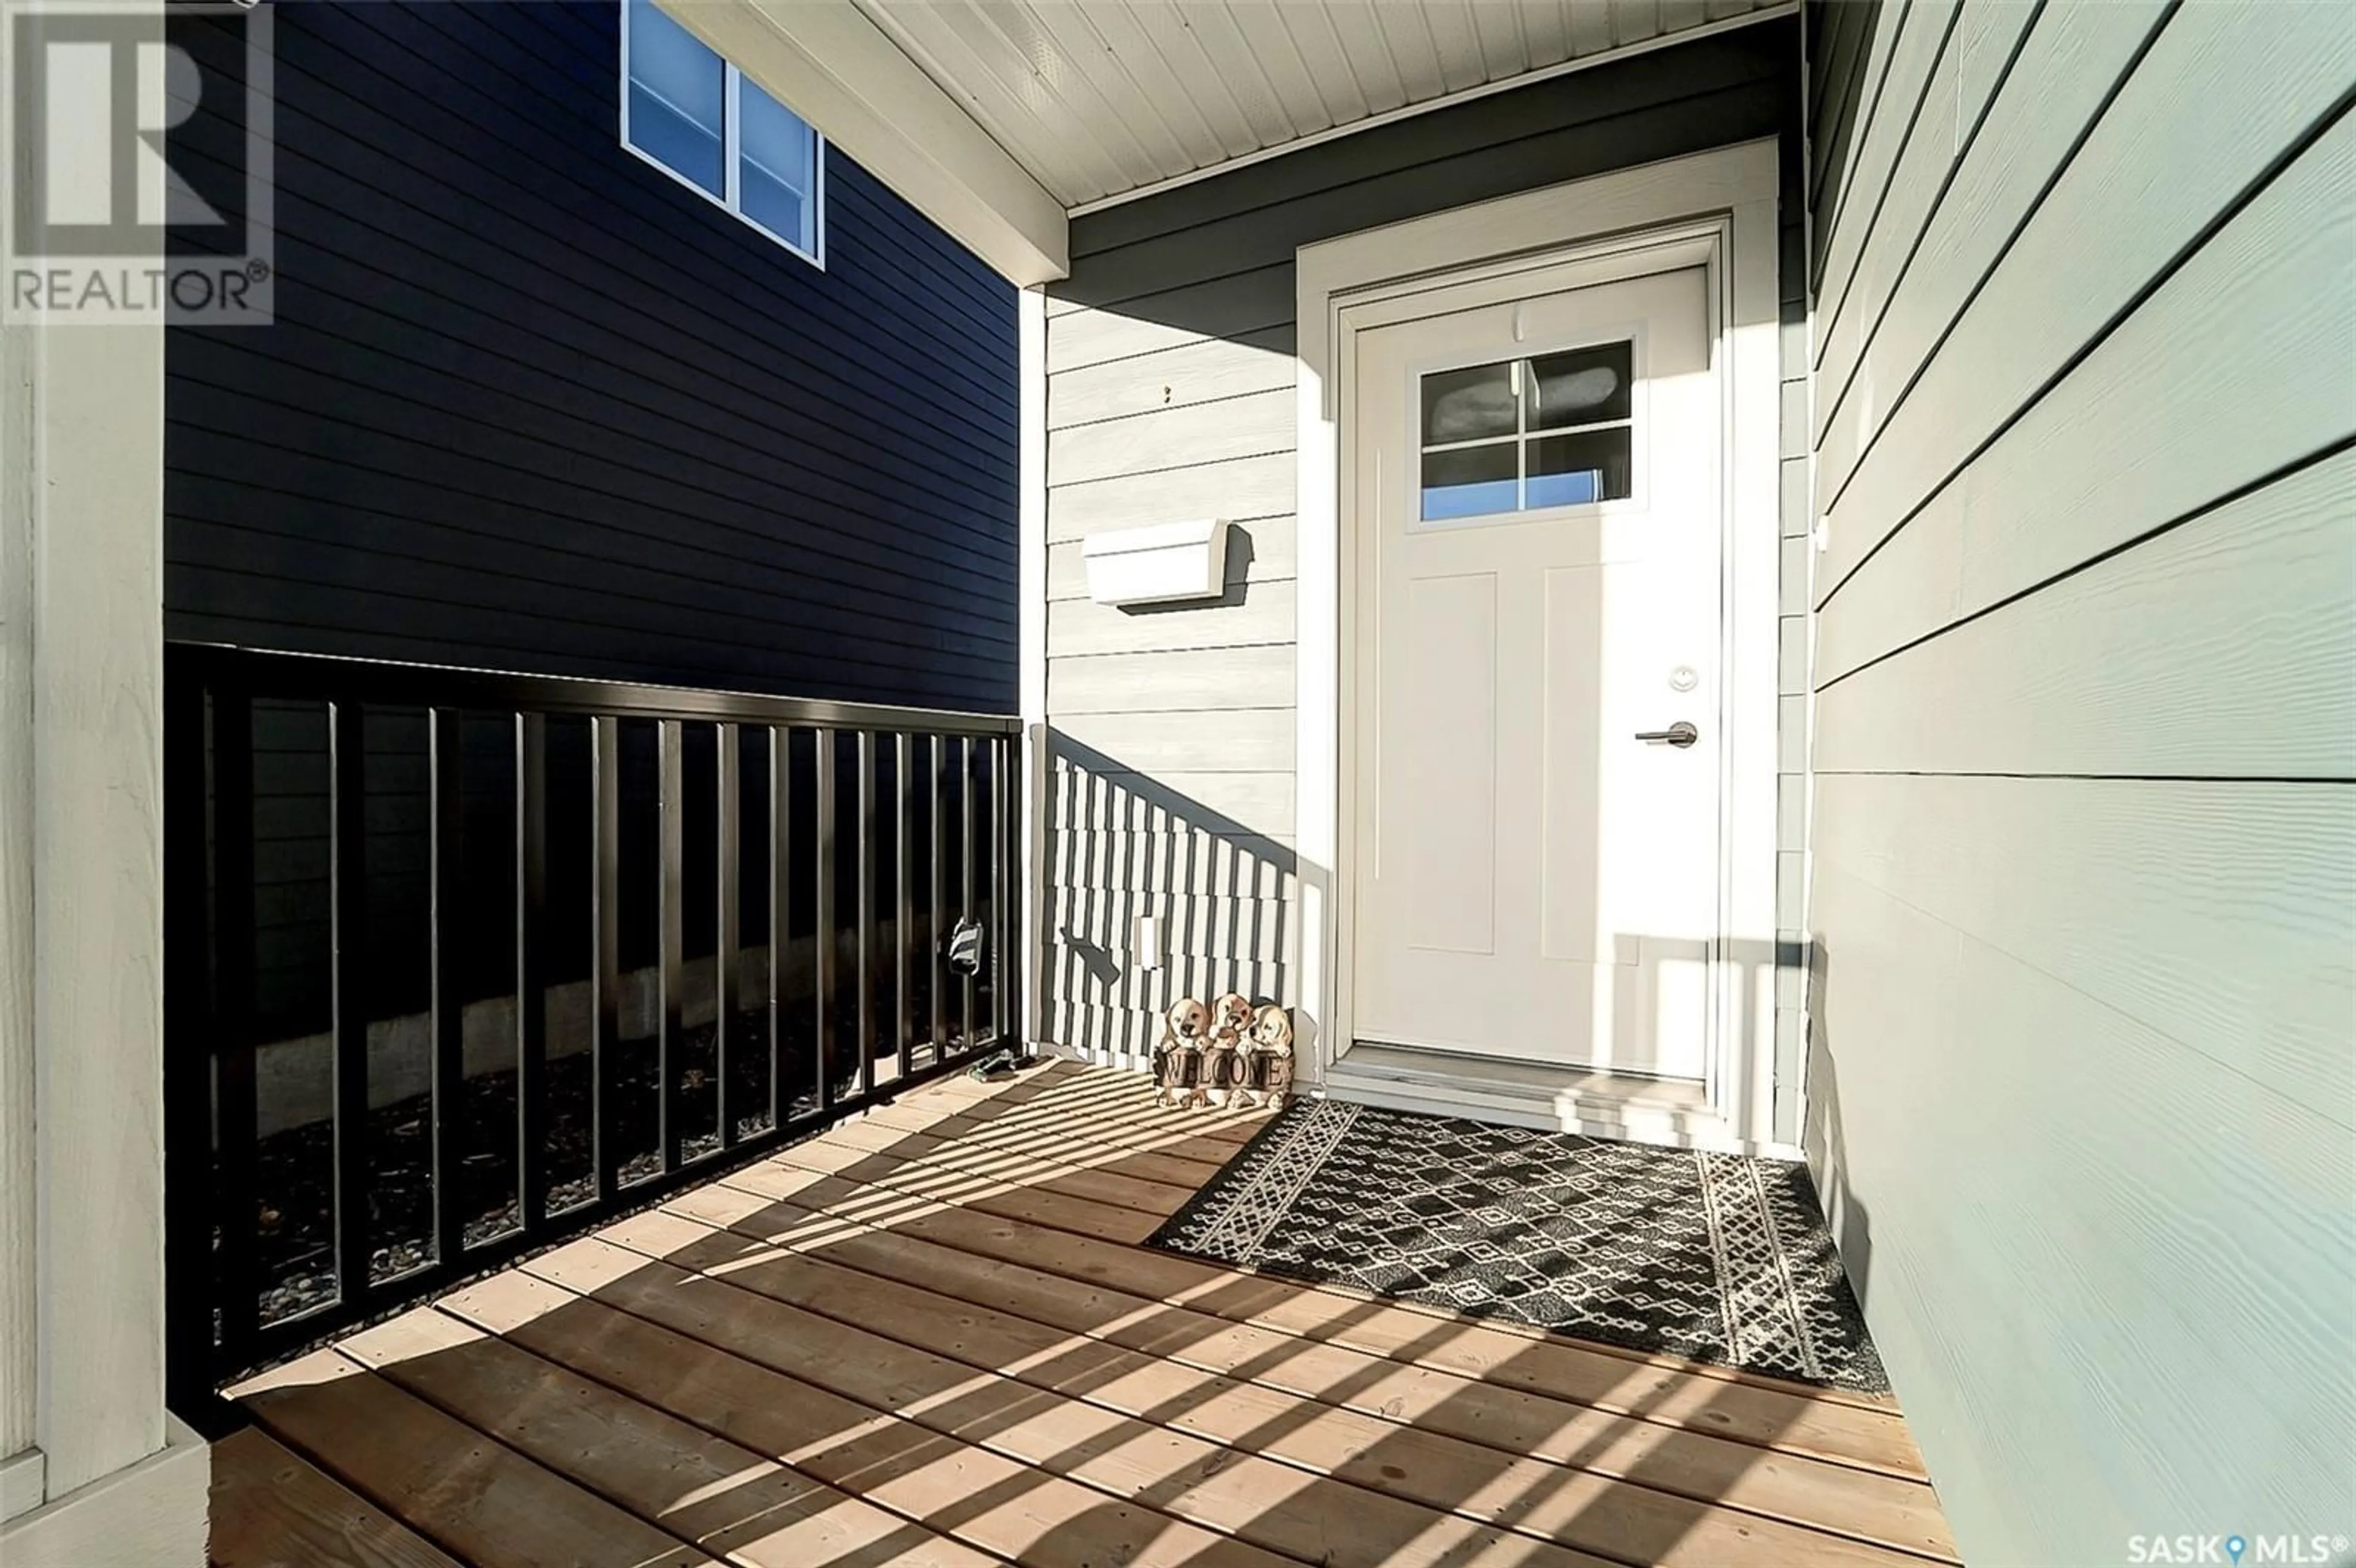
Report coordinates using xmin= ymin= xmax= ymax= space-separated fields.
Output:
xmin=1153 ymin=997 xmax=1209 ymax=1107
xmin=1203 ymin=992 xmax=1252 ymax=1107
xmin=1243 ymin=1004 xmax=1295 ymax=1111
xmin=1155 ymin=994 xmax=1292 ymax=1113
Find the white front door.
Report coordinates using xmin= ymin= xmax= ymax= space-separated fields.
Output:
xmin=1350 ymin=261 xmax=1723 ymax=1080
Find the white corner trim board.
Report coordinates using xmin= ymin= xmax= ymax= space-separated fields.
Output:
xmin=3 ymin=0 xmax=183 ymax=1528
xmin=6 ymin=286 xmax=177 ymax=1509
xmin=0 ymin=1420 xmax=209 ymax=1568
xmin=1019 ymin=286 xmax=1049 ymax=1048
xmin=1293 ymin=139 xmax=1786 ymax=1149
xmin=660 ymin=0 xmax=1069 ymax=285
xmin=0 ymin=1447 xmax=43 ymax=1525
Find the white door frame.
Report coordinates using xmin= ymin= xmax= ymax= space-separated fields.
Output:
xmin=1293 ymin=138 xmax=1784 ymax=1150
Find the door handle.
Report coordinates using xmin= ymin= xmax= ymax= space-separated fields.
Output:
xmin=1634 ymin=721 xmax=1699 ymax=748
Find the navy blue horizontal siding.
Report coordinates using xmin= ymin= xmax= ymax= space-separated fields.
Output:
xmin=167 ymin=0 xmax=1017 ymax=712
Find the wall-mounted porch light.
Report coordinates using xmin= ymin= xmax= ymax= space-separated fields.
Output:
xmin=1082 ymin=518 xmax=1231 ymax=607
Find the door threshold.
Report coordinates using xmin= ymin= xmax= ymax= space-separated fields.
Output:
xmin=1326 ymin=1041 xmax=1750 ymax=1151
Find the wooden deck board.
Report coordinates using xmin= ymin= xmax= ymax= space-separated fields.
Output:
xmin=749 ymin=1107 xmax=1929 ymax=1472
xmin=522 ymin=1232 xmax=1619 ymax=1568
xmin=336 ymin=1306 xmax=1003 ymax=1568
xmin=860 ymin=1095 xmax=1248 ymax=1172
xmin=604 ymin=1202 xmax=1940 ymax=1567
xmin=231 ymin=1350 xmax=713 ymax=1568
xmin=844 ymin=1067 xmax=1917 ymax=1418
xmin=210 ymin=1427 xmax=464 ymax=1568
xmin=442 ymin=1268 xmax=1264 ymax=1568
xmin=834 ymin=1105 xmax=1232 ymax=1189
xmin=225 ymin=1062 xmax=1951 ymax=1568
xmin=658 ymin=1177 xmax=1955 ymax=1560
xmin=790 ymin=1118 xmax=1202 ymax=1218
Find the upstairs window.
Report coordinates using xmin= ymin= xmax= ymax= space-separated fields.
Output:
xmin=622 ymin=0 xmax=824 ymax=265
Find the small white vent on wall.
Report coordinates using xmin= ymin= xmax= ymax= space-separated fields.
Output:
xmin=1082 ymin=518 xmax=1230 ymax=607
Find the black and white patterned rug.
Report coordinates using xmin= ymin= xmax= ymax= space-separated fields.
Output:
xmin=1153 ymin=1097 xmax=1887 ymax=1392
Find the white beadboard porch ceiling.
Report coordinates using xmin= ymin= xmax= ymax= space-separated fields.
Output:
xmin=849 ymin=0 xmax=1791 ymax=212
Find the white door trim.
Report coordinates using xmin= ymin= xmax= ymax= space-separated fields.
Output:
xmin=1293 ymin=138 xmax=1785 ymax=1151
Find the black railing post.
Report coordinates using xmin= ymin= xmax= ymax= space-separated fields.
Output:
xmin=994 ymin=734 xmax=1014 ymax=1051
xmin=814 ymin=728 xmax=835 ymax=1112
xmin=429 ymin=709 xmax=466 ymax=1262
xmin=590 ymin=716 xmax=620 ymax=1202
xmin=329 ymin=699 xmax=371 ymax=1310
xmin=716 ymin=723 xmax=740 ymax=1147
xmin=516 ymin=713 xmax=548 ymax=1230
xmin=711 ymin=715 xmax=739 ymax=1134
xmin=961 ymin=735 xmax=976 ymax=1053
xmin=855 ymin=729 xmax=875 ymax=1100
xmin=930 ymin=734 xmax=946 ymax=1062
xmin=767 ymin=725 xmax=788 ymax=1128
xmin=657 ymin=720 xmax=683 ymax=1174
xmin=212 ymin=690 xmax=258 ymax=1364
xmin=894 ymin=731 xmax=912 ymax=1085
xmin=161 ymin=671 xmax=212 ymax=1414
xmin=1015 ymin=734 xmax=1028 ymax=1053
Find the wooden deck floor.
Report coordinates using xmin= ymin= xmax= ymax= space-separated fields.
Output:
xmin=212 ymin=1061 xmax=1954 ymax=1568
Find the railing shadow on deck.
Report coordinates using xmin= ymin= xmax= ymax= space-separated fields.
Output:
xmin=228 ymin=1066 xmax=1944 ymax=1568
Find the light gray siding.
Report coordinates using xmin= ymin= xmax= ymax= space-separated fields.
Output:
xmin=1801 ymin=1 xmax=2355 ymax=1560
xmin=1040 ymin=21 xmax=1804 ymax=1067
xmin=1041 ymin=315 xmax=1300 ymax=1061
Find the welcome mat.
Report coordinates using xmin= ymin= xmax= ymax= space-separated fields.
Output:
xmin=1152 ymin=1097 xmax=1888 ymax=1392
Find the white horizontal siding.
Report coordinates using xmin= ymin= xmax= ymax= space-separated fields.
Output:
xmin=1048 ymin=308 xmax=1284 ymax=374
xmin=1815 ymin=452 xmax=2355 ymax=777
xmin=1053 ymin=706 xmax=1297 ymax=775
xmin=1811 ymin=0 xmax=2123 ymax=442
xmin=1815 ymin=774 xmax=2354 ymax=1117
xmin=1049 ymin=452 xmax=1296 ymax=539
xmin=1817 ymin=1 xmax=2352 ymax=570
xmin=1043 ymin=298 xmax=1301 ymax=1067
xmin=1047 ymin=642 xmax=1294 ymax=714
xmin=1047 ymin=578 xmax=1296 ymax=656
xmin=1048 ymin=335 xmax=1296 ymax=428
xmin=1817 ymin=201 xmax=2356 ymax=680
xmin=1808 ymin=855 xmax=2354 ymax=1555
xmin=1809 ymin=0 xmax=1959 ymax=352
xmin=1048 ymin=388 xmax=1295 ymax=486
xmin=1811 ymin=0 xmax=2038 ymax=396
xmin=1801 ymin=2 xmax=2356 ymax=1562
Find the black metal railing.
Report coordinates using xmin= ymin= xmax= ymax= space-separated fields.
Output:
xmin=163 ymin=645 xmax=1020 ymax=1407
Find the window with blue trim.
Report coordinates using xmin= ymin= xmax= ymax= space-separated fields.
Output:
xmin=622 ymin=0 xmax=824 ymax=264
